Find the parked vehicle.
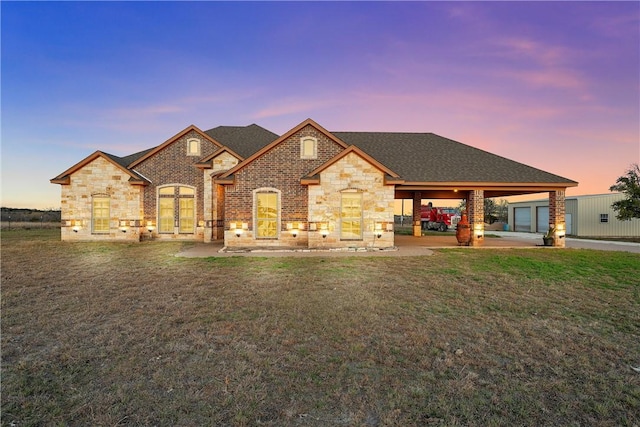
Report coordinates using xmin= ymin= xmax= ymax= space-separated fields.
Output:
xmin=420 ymin=204 xmax=461 ymax=231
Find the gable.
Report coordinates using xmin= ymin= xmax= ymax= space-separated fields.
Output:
xmin=50 ymin=151 xmax=148 ymax=185
xmin=128 ymin=125 xmax=224 ymax=169
xmin=219 ymin=119 xmax=349 ymax=180
xmin=301 ymin=145 xmax=402 ymax=185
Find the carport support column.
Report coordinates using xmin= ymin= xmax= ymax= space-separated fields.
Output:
xmin=468 ymin=190 xmax=484 ymax=246
xmin=412 ymin=192 xmax=422 ymax=237
xmin=549 ymin=190 xmax=566 ymax=248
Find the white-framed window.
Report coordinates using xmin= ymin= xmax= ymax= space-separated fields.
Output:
xmin=255 ymin=190 xmax=279 ymax=238
xmin=92 ymin=196 xmax=110 ymax=233
xmin=600 ymin=214 xmax=609 ymax=223
xmin=300 ymin=136 xmax=317 ymax=159
xmin=158 ymin=185 xmax=195 ymax=234
xmin=340 ymin=190 xmax=363 ymax=240
xmin=187 ymin=138 xmax=201 ymax=156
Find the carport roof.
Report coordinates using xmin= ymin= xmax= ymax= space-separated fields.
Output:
xmin=332 ymin=131 xmax=577 ymax=185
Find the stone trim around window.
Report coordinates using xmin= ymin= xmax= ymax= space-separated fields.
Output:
xmin=300 ymin=136 xmax=318 ymax=159
xmin=187 ymin=138 xmax=201 ymax=156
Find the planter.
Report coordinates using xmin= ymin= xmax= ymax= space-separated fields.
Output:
xmin=456 ymin=214 xmax=471 ymax=246
xmin=542 ymin=237 xmax=554 ymax=246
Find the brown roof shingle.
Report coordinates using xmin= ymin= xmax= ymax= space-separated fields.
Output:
xmin=332 ymin=131 xmax=577 ymax=185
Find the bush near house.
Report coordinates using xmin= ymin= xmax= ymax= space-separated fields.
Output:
xmin=2 ymin=229 xmax=639 ymax=426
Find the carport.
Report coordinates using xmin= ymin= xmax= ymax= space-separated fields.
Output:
xmin=334 ymin=131 xmax=578 ymax=248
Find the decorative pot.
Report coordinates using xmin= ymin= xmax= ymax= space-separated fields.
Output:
xmin=456 ymin=214 xmax=471 ymax=246
xmin=543 ymin=237 xmax=554 ymax=246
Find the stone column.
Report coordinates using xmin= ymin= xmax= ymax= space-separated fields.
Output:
xmin=549 ymin=190 xmax=566 ymax=247
xmin=413 ymin=191 xmax=422 ymax=237
xmin=468 ymin=190 xmax=484 ymax=246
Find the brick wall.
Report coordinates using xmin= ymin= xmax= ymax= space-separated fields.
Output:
xmin=224 ymin=125 xmax=344 ymax=240
xmin=134 ymin=130 xmax=220 ymax=240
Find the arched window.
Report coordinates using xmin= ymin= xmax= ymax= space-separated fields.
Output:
xmin=254 ymin=189 xmax=280 ymax=239
xmin=158 ymin=185 xmax=195 ymax=234
xmin=187 ymin=138 xmax=201 ymax=156
xmin=340 ymin=190 xmax=362 ymax=240
xmin=300 ymin=136 xmax=317 ymax=159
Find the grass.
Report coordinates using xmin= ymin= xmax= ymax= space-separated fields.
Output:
xmin=2 ymin=229 xmax=639 ymax=426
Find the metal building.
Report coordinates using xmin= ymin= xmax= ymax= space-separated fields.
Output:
xmin=508 ymin=193 xmax=640 ymax=237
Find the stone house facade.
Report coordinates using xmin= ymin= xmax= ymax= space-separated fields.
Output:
xmin=51 ymin=118 xmax=578 ymax=248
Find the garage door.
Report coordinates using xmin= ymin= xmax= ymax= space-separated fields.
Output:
xmin=514 ymin=207 xmax=531 ymax=232
xmin=536 ymin=206 xmax=549 ymax=233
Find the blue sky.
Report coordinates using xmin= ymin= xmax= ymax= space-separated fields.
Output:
xmin=2 ymin=1 xmax=639 ymax=209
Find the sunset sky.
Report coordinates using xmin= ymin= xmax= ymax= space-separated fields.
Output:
xmin=2 ymin=1 xmax=639 ymax=210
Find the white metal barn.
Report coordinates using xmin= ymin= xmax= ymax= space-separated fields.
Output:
xmin=508 ymin=193 xmax=640 ymax=238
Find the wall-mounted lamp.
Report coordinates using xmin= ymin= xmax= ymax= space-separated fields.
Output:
xmin=556 ymin=223 xmax=566 ymax=238
xmin=374 ymin=223 xmax=383 ymax=239
xmin=119 ymin=220 xmax=128 ymax=233
xmin=291 ymin=228 xmax=298 ymax=238
xmin=230 ymin=222 xmax=245 ymax=237
xmin=147 ymin=224 xmax=155 ymax=233
xmin=320 ymin=229 xmax=329 ymax=238
xmin=474 ymin=223 xmax=484 ymax=239
xmin=72 ymin=226 xmax=80 ymax=233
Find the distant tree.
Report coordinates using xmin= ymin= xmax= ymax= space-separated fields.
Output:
xmin=609 ymin=163 xmax=640 ymax=220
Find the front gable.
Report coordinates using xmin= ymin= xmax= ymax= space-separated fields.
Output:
xmin=300 ymin=145 xmax=403 ymax=185
xmin=218 ymin=118 xmax=349 ymax=181
xmin=128 ymin=125 xmax=224 ymax=169
xmin=195 ymin=147 xmax=243 ymax=173
xmin=50 ymin=151 xmax=148 ymax=185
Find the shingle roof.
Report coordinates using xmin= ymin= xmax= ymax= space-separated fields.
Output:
xmin=332 ymin=131 xmax=577 ymax=185
xmin=205 ymin=124 xmax=279 ymax=159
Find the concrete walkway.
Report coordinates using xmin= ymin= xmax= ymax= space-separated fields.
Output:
xmin=174 ymin=231 xmax=640 ymax=258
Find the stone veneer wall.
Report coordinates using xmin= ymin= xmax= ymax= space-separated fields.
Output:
xmin=60 ymin=156 xmax=143 ymax=241
xmin=134 ymin=130 xmax=220 ymax=241
xmin=307 ymin=152 xmax=395 ymax=249
xmin=203 ymin=151 xmax=239 ymax=242
xmin=224 ymin=125 xmax=344 ymax=247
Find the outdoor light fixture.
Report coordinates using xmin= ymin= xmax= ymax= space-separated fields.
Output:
xmin=291 ymin=228 xmax=298 ymax=238
xmin=474 ymin=223 xmax=484 ymax=239
xmin=147 ymin=223 xmax=155 ymax=233
xmin=230 ymin=222 xmax=244 ymax=237
xmin=72 ymin=226 xmax=80 ymax=233
xmin=320 ymin=228 xmax=329 ymax=238
xmin=374 ymin=223 xmax=383 ymax=239
xmin=557 ymin=223 xmax=566 ymax=238
xmin=119 ymin=221 xmax=128 ymax=233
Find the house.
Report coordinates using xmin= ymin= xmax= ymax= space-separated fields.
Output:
xmin=51 ymin=118 xmax=578 ymax=248
xmin=508 ymin=193 xmax=640 ymax=238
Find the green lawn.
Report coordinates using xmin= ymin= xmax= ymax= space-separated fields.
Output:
xmin=2 ymin=229 xmax=639 ymax=426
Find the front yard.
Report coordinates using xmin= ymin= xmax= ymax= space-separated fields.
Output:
xmin=1 ymin=229 xmax=639 ymax=426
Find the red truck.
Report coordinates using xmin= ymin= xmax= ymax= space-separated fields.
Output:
xmin=420 ymin=204 xmax=460 ymax=232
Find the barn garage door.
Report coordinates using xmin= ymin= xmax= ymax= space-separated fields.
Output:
xmin=514 ymin=208 xmax=531 ymax=232
xmin=536 ymin=206 xmax=549 ymax=233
